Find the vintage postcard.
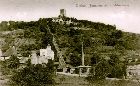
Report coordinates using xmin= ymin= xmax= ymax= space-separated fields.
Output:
xmin=0 ymin=0 xmax=140 ymax=86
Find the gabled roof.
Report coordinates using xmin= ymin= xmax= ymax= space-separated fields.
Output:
xmin=2 ymin=46 xmax=17 ymax=57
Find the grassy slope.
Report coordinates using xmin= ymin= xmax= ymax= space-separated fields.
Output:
xmin=0 ymin=30 xmax=36 ymax=52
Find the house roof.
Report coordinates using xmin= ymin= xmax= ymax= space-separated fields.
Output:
xmin=2 ymin=46 xmax=17 ymax=57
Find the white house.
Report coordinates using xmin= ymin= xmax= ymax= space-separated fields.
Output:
xmin=31 ymin=44 xmax=54 ymax=65
xmin=31 ymin=51 xmax=38 ymax=65
xmin=40 ymin=44 xmax=54 ymax=60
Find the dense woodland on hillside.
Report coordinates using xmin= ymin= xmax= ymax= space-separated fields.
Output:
xmin=0 ymin=17 xmax=140 ymax=79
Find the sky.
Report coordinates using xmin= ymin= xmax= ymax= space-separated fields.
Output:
xmin=0 ymin=0 xmax=140 ymax=33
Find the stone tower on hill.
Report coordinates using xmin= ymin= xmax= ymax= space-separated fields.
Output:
xmin=59 ymin=9 xmax=66 ymax=17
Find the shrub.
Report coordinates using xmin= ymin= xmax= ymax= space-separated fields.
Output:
xmin=7 ymin=55 xmax=20 ymax=69
xmin=86 ymin=59 xmax=112 ymax=82
xmin=11 ymin=60 xmax=55 ymax=86
xmin=0 ymin=55 xmax=20 ymax=75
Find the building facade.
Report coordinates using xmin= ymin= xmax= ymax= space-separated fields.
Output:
xmin=31 ymin=44 xmax=54 ymax=65
xmin=52 ymin=9 xmax=74 ymax=25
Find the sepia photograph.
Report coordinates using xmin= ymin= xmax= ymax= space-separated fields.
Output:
xmin=0 ymin=0 xmax=140 ymax=86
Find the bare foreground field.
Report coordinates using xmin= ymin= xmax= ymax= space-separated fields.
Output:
xmin=1 ymin=73 xmax=140 ymax=86
xmin=0 ymin=67 xmax=140 ymax=86
xmin=55 ymin=74 xmax=140 ymax=86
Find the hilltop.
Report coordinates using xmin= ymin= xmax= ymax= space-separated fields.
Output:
xmin=0 ymin=16 xmax=140 ymax=61
xmin=0 ymin=12 xmax=140 ymax=79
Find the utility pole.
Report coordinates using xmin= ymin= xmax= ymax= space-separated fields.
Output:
xmin=81 ymin=35 xmax=84 ymax=66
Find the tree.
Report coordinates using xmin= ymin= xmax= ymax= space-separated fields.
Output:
xmin=11 ymin=60 xmax=55 ymax=86
xmin=87 ymin=59 xmax=111 ymax=82
xmin=90 ymin=54 xmax=100 ymax=65
xmin=7 ymin=55 xmax=20 ymax=69
xmin=108 ymin=54 xmax=126 ymax=78
xmin=69 ymin=51 xmax=81 ymax=67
